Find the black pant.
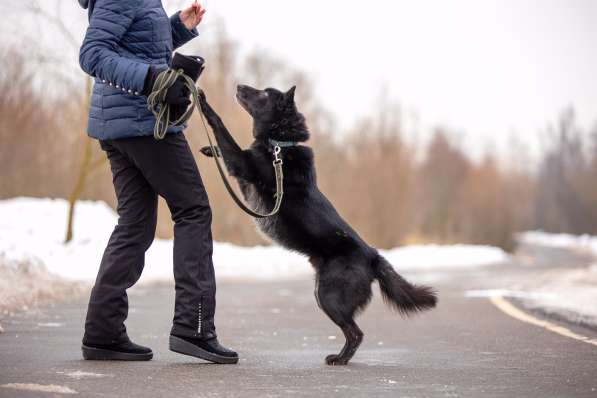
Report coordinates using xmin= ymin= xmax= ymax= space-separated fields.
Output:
xmin=83 ymin=133 xmax=216 ymax=345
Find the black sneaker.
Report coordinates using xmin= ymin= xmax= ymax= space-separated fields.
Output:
xmin=82 ymin=338 xmax=153 ymax=361
xmin=169 ymin=334 xmax=239 ymax=364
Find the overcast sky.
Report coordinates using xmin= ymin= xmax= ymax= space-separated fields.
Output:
xmin=3 ymin=0 xmax=596 ymax=153
xmin=206 ymin=0 xmax=596 ymax=140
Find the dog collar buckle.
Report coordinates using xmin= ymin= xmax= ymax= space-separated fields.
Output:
xmin=273 ymin=145 xmax=283 ymax=165
xmin=269 ymin=139 xmax=298 ymax=148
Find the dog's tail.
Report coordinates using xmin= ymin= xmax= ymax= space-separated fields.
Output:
xmin=372 ymin=254 xmax=437 ymax=316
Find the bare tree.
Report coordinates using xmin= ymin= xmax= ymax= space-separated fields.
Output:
xmin=5 ymin=3 xmax=596 ymax=251
xmin=534 ymin=109 xmax=590 ymax=234
xmin=6 ymin=0 xmax=107 ymax=243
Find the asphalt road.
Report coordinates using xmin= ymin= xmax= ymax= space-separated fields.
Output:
xmin=1 ymin=248 xmax=596 ymax=397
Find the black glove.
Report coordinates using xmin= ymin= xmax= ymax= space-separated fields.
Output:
xmin=171 ymin=53 xmax=205 ymax=82
xmin=143 ymin=66 xmax=191 ymax=122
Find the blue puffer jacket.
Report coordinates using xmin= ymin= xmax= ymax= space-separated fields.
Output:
xmin=78 ymin=0 xmax=198 ymax=140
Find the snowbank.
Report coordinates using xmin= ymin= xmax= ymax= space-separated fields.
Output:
xmin=518 ymin=265 xmax=597 ymax=328
xmin=466 ymin=265 xmax=597 ymax=329
xmin=0 ymin=255 xmax=85 ymax=316
xmin=0 ymin=198 xmax=510 ymax=285
xmin=382 ymin=245 xmax=509 ymax=270
xmin=516 ymin=231 xmax=597 ymax=326
xmin=519 ymin=231 xmax=597 ymax=256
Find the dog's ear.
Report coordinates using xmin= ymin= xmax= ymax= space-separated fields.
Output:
xmin=285 ymin=86 xmax=296 ymax=103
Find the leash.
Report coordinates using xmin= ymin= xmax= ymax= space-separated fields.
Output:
xmin=147 ymin=68 xmax=284 ymax=219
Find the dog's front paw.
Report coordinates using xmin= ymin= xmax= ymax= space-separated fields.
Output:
xmin=197 ymin=88 xmax=207 ymax=107
xmin=200 ymin=146 xmax=214 ymax=157
xmin=325 ymin=354 xmax=349 ymax=366
xmin=200 ymin=146 xmax=220 ymax=158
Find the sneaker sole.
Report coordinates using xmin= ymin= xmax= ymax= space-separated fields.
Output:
xmin=81 ymin=345 xmax=153 ymax=361
xmin=169 ymin=335 xmax=239 ymax=364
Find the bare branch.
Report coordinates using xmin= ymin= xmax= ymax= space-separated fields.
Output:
xmin=27 ymin=0 xmax=79 ymax=50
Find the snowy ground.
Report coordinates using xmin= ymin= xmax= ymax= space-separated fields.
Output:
xmin=0 ymin=197 xmax=510 ymax=318
xmin=465 ymin=264 xmax=597 ymax=329
xmin=0 ymin=255 xmax=85 ymax=323
xmin=518 ymin=264 xmax=597 ymax=327
xmin=508 ymin=231 xmax=597 ymax=328
xmin=519 ymin=231 xmax=597 ymax=257
xmin=3 ymin=197 xmax=597 ymax=334
xmin=0 ymin=197 xmax=509 ymax=283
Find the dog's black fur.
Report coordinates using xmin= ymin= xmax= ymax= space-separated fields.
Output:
xmin=197 ymin=85 xmax=437 ymax=365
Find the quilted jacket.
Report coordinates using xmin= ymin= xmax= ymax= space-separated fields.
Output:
xmin=79 ymin=0 xmax=198 ymax=140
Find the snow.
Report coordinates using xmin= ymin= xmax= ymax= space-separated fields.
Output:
xmin=515 ymin=231 xmax=597 ymax=326
xmin=516 ymin=265 xmax=597 ymax=326
xmin=466 ymin=268 xmax=597 ymax=328
xmin=518 ymin=231 xmax=597 ymax=256
xmin=0 ymin=254 xmax=85 ymax=315
xmin=37 ymin=322 xmax=64 ymax=328
xmin=0 ymin=197 xmax=510 ymax=285
xmin=382 ymin=245 xmax=509 ymax=269
xmin=58 ymin=371 xmax=110 ymax=380
xmin=0 ymin=197 xmax=312 ymax=283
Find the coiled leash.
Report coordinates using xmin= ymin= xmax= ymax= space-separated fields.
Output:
xmin=146 ymin=55 xmax=284 ymax=219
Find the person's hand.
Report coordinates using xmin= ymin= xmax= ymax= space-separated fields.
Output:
xmin=180 ymin=2 xmax=206 ymax=31
xmin=164 ymin=79 xmax=191 ymax=122
xmin=143 ymin=67 xmax=191 ymax=122
xmin=143 ymin=67 xmax=190 ymax=104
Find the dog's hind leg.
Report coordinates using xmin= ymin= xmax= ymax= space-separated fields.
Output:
xmin=326 ymin=318 xmax=363 ymax=366
xmin=315 ymin=261 xmax=371 ymax=365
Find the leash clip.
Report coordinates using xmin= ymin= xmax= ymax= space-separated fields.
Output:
xmin=273 ymin=145 xmax=283 ymax=165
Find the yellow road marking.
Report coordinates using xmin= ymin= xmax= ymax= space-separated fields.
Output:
xmin=490 ymin=296 xmax=597 ymax=347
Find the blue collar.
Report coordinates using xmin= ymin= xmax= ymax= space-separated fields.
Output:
xmin=269 ymin=139 xmax=299 ymax=148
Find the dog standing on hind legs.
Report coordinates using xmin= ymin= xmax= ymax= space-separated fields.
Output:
xmin=197 ymin=85 xmax=437 ymax=365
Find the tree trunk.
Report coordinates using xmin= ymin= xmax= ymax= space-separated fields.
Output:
xmin=64 ymin=77 xmax=106 ymax=243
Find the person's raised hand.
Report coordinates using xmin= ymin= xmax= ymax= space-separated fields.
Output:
xmin=180 ymin=2 xmax=206 ymax=30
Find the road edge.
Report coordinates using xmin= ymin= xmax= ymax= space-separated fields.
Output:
xmin=490 ymin=295 xmax=597 ymax=347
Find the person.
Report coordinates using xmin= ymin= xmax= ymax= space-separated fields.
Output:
xmin=77 ymin=0 xmax=238 ymax=364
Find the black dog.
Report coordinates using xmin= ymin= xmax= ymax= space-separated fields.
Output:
xmin=197 ymin=85 xmax=437 ymax=365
